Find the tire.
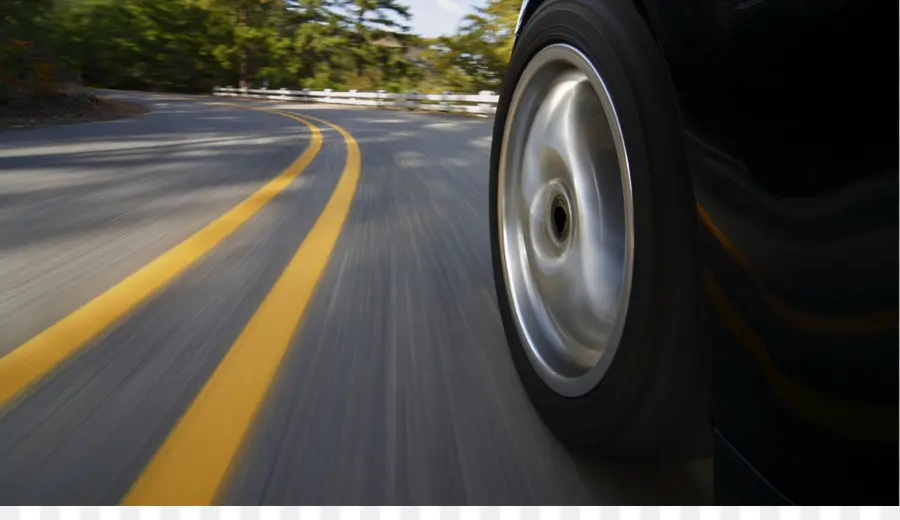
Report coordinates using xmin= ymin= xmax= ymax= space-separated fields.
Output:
xmin=489 ymin=0 xmax=709 ymax=457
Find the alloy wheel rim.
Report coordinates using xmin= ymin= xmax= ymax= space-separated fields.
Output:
xmin=498 ymin=43 xmax=635 ymax=397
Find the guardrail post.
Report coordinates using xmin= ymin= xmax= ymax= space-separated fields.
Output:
xmin=406 ymin=91 xmax=418 ymax=110
xmin=301 ymin=89 xmax=310 ymax=101
xmin=376 ymin=90 xmax=386 ymax=108
xmin=240 ymin=86 xmax=248 ymax=98
xmin=324 ymin=88 xmax=333 ymax=102
xmin=349 ymin=89 xmax=357 ymax=105
xmin=477 ymin=91 xmax=495 ymax=115
xmin=440 ymin=91 xmax=451 ymax=112
xmin=279 ymin=88 xmax=289 ymax=101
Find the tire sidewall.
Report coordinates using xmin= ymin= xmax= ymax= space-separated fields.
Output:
xmin=490 ymin=0 xmax=701 ymax=449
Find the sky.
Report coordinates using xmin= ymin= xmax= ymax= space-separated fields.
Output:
xmin=405 ymin=0 xmax=482 ymax=38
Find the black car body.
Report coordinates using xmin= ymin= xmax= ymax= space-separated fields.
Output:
xmin=509 ymin=0 xmax=898 ymax=505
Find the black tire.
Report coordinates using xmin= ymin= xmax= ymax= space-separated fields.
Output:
xmin=489 ymin=0 xmax=709 ymax=458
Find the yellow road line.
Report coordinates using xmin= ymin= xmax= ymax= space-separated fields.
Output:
xmin=122 ymin=113 xmax=361 ymax=505
xmin=0 ymin=110 xmax=323 ymax=409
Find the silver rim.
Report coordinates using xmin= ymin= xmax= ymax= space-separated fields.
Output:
xmin=498 ymin=43 xmax=635 ymax=397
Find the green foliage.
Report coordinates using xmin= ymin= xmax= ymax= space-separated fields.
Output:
xmin=424 ymin=0 xmax=520 ymax=92
xmin=0 ymin=0 xmax=522 ymax=97
xmin=0 ymin=0 xmax=60 ymax=101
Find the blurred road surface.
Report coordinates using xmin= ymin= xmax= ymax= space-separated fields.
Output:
xmin=0 ymin=91 xmax=711 ymax=505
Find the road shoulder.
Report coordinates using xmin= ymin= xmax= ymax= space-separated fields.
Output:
xmin=0 ymin=93 xmax=148 ymax=131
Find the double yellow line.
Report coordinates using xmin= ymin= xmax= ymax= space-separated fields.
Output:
xmin=0 ymin=104 xmax=361 ymax=504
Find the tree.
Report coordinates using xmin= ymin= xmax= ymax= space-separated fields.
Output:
xmin=199 ymin=0 xmax=289 ymax=87
xmin=335 ymin=0 xmax=411 ymax=84
xmin=420 ymin=0 xmax=520 ymax=92
xmin=1 ymin=0 xmax=522 ymax=98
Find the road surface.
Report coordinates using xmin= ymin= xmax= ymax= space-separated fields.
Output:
xmin=0 ymin=91 xmax=711 ymax=505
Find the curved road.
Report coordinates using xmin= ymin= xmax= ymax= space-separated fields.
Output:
xmin=0 ymin=91 xmax=710 ymax=505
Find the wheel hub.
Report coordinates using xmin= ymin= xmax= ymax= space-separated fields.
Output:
xmin=497 ymin=44 xmax=635 ymax=397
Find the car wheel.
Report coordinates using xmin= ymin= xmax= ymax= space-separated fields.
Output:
xmin=489 ymin=0 xmax=708 ymax=457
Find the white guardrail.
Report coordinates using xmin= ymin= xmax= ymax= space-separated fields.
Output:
xmin=212 ymin=86 xmax=499 ymax=115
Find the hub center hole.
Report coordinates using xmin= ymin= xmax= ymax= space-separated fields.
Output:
xmin=551 ymin=197 xmax=569 ymax=241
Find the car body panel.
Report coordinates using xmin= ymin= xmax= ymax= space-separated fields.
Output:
xmin=514 ymin=0 xmax=532 ymax=37
xmin=512 ymin=0 xmax=898 ymax=504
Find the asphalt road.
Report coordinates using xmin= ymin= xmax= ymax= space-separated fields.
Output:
xmin=0 ymin=91 xmax=711 ymax=505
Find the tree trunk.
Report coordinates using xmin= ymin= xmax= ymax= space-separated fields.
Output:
xmin=238 ymin=3 xmax=251 ymax=88
xmin=354 ymin=8 xmax=366 ymax=76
